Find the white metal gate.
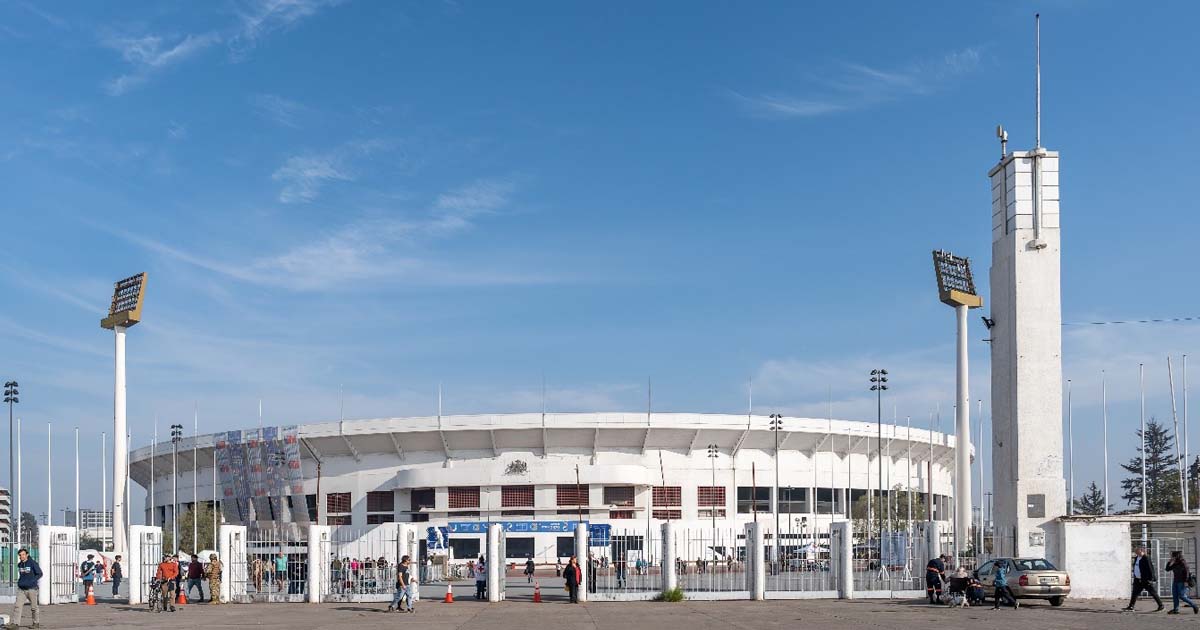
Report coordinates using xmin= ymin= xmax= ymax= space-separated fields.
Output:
xmin=49 ymin=531 xmax=78 ymax=604
xmin=139 ymin=531 xmax=163 ymax=604
xmin=324 ymin=526 xmax=402 ymax=601
xmin=237 ymin=526 xmax=308 ymax=602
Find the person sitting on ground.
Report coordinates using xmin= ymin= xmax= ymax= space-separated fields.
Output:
xmin=946 ymin=566 xmax=970 ymax=607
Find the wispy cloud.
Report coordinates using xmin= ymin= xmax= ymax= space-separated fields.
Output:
xmin=104 ymin=32 xmax=221 ymax=95
xmin=250 ymin=93 xmax=307 ymax=128
xmin=230 ymin=0 xmax=345 ymax=59
xmin=271 ymin=140 xmax=390 ymax=203
xmin=733 ymin=47 xmax=982 ymax=119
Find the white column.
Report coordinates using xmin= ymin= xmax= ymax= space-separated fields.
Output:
xmin=487 ymin=523 xmax=504 ymax=602
xmin=661 ymin=522 xmax=677 ymax=593
xmin=831 ymin=521 xmax=853 ymax=599
xmin=127 ymin=525 xmax=162 ymax=604
xmin=746 ymin=522 xmax=765 ymax=600
xmin=306 ymin=524 xmax=330 ymax=603
xmin=954 ymin=304 xmax=971 ymax=561
xmin=573 ymin=523 xmax=588 ymax=602
xmin=36 ymin=526 xmax=52 ymax=606
xmin=219 ymin=525 xmax=247 ymax=604
xmin=37 ymin=526 xmax=79 ymax=605
xmin=113 ymin=326 xmax=129 ymax=557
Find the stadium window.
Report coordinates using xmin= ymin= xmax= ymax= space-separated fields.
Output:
xmin=448 ymin=486 xmax=480 ymax=509
xmin=366 ymin=513 xmax=395 ymax=524
xmin=652 ymin=486 xmax=681 ymax=507
xmin=502 ymin=485 xmax=534 ymax=508
xmin=652 ymin=509 xmax=682 ymax=520
xmin=410 ymin=488 xmax=435 ymax=513
xmin=327 ymin=514 xmax=351 ymax=526
xmin=736 ymin=487 xmax=771 ymax=514
xmin=696 ymin=486 xmax=725 ymax=507
xmin=816 ymin=488 xmax=844 ymax=514
xmin=449 ymin=538 xmax=481 ymax=559
xmin=603 ymin=485 xmax=635 ymax=507
xmin=608 ymin=510 xmax=635 ymax=519
xmin=556 ymin=536 xmax=574 ymax=558
xmin=556 ymin=484 xmax=589 ymax=506
xmin=779 ymin=487 xmax=810 ymax=514
xmin=326 ymin=492 xmax=351 ymax=514
xmin=306 ymin=495 xmax=318 ymax=522
xmin=367 ymin=490 xmax=395 ymax=512
xmin=697 ymin=508 xmax=727 ymax=519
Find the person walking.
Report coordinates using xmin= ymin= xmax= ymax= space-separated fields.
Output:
xmin=274 ymin=551 xmax=288 ymax=593
xmin=7 ymin=548 xmax=42 ymax=629
xmin=388 ymin=555 xmax=415 ymax=613
xmin=155 ymin=553 xmax=181 ymax=612
xmin=524 ymin=556 xmax=536 ymax=583
xmin=186 ymin=553 xmax=206 ymax=602
xmin=206 ymin=553 xmax=223 ymax=605
xmin=1124 ymin=546 xmax=1165 ymax=612
xmin=555 ymin=558 xmax=562 ymax=577
xmin=251 ymin=556 xmax=264 ymax=593
xmin=615 ymin=558 xmax=627 ymax=589
xmin=80 ymin=553 xmax=97 ymax=601
xmin=587 ymin=553 xmax=597 ymax=594
xmin=110 ymin=555 xmax=123 ymax=598
xmin=563 ymin=556 xmax=582 ymax=604
xmin=1166 ymin=550 xmax=1198 ymax=615
xmin=992 ymin=561 xmax=1018 ymax=609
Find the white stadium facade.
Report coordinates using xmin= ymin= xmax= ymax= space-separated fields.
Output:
xmin=130 ymin=412 xmax=962 ymax=563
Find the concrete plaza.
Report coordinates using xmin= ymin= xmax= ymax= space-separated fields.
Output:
xmin=7 ymin=595 xmax=1176 ymax=630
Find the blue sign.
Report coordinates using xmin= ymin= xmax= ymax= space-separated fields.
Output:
xmin=426 ymin=526 xmax=449 ymax=549
xmin=445 ymin=521 xmax=612 ymax=546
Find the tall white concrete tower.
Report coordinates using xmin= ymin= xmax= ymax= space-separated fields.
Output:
xmin=987 ymin=15 xmax=1065 ymax=559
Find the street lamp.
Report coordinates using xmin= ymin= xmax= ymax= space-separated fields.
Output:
xmin=769 ymin=413 xmax=783 ymax=573
xmin=706 ymin=444 xmax=719 ymax=536
xmin=4 ymin=380 xmax=17 ymax=585
xmin=100 ymin=272 xmax=147 ymax=558
xmin=170 ymin=423 xmax=183 ymax=551
xmin=870 ymin=370 xmax=888 ymax=567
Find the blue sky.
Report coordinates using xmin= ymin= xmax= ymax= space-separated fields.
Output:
xmin=2 ymin=0 xmax=1199 ymax=523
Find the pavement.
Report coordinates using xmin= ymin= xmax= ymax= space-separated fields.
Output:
xmin=0 ymin=593 xmax=1185 ymax=630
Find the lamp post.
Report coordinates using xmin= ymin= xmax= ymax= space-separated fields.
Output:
xmin=769 ymin=413 xmax=783 ymax=573
xmin=706 ymin=444 xmax=719 ymax=539
xmin=3 ymin=380 xmax=17 ymax=585
xmin=171 ymin=423 xmax=183 ymax=551
xmin=100 ymin=272 xmax=147 ymax=558
xmin=870 ymin=370 xmax=888 ymax=565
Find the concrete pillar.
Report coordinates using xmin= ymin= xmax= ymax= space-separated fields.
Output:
xmin=487 ymin=523 xmax=505 ymax=602
xmin=831 ymin=521 xmax=853 ymax=599
xmin=574 ymin=522 xmax=588 ymax=602
xmin=307 ymin=524 xmax=331 ymax=603
xmin=127 ymin=525 xmax=162 ymax=604
xmin=37 ymin=526 xmax=78 ymax=605
xmin=746 ymin=522 xmax=765 ymax=600
xmin=661 ymin=522 xmax=677 ymax=593
xmin=219 ymin=524 xmax=247 ymax=604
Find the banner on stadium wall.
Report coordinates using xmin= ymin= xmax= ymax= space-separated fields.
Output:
xmin=214 ymin=426 xmax=307 ymax=524
xmin=447 ymin=521 xmax=611 ymax=546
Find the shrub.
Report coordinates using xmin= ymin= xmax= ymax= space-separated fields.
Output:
xmin=655 ymin=588 xmax=685 ymax=602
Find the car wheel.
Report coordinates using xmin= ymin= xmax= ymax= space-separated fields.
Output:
xmin=1049 ymin=596 xmax=1064 ymax=607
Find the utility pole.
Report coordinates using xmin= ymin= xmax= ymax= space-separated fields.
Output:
xmin=171 ymin=424 xmax=183 ymax=550
xmin=768 ymin=413 xmax=783 ymax=573
xmin=3 ymin=381 xmax=18 ymax=586
xmin=870 ymin=370 xmax=888 ymax=564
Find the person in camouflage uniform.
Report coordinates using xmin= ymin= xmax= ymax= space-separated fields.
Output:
xmin=207 ymin=554 xmax=223 ymax=605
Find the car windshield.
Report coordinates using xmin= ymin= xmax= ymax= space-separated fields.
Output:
xmin=1014 ymin=559 xmax=1056 ymax=571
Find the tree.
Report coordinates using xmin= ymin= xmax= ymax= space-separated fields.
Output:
xmin=79 ymin=534 xmax=103 ymax=551
xmin=1121 ymin=419 xmax=1182 ymax=513
xmin=850 ymin=485 xmax=929 ymax=534
xmin=163 ymin=503 xmax=224 ymax=554
xmin=1072 ymin=481 xmax=1110 ymax=515
xmin=19 ymin=512 xmax=38 ymax=547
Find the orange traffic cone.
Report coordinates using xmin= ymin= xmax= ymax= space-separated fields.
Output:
xmin=533 ymin=580 xmax=541 ymax=603
xmin=177 ymin=588 xmax=188 ymax=605
xmin=443 ymin=583 xmax=454 ymax=603
xmin=84 ymin=583 xmax=96 ymax=605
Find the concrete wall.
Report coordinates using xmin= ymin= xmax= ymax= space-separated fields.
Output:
xmin=1058 ymin=519 xmax=1130 ymax=600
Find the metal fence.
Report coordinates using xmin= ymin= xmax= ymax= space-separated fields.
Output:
xmin=672 ymin=528 xmax=747 ymax=593
xmin=49 ymin=531 xmax=78 ymax=603
xmin=231 ymin=525 xmax=308 ymax=602
xmin=591 ymin=528 xmax=662 ymax=594
xmin=139 ymin=530 xmax=163 ymax=602
xmin=1136 ymin=534 xmax=1197 ymax=598
xmin=764 ymin=528 xmax=835 ymax=593
xmin=323 ymin=526 xmax=402 ymax=600
xmin=851 ymin=529 xmax=919 ymax=593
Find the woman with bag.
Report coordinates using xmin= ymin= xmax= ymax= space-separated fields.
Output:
xmin=1166 ymin=550 xmax=1199 ymax=614
xmin=563 ymin=556 xmax=582 ymax=603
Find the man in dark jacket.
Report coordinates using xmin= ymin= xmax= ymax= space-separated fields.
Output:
xmin=111 ymin=555 xmax=124 ymax=597
xmin=1124 ymin=546 xmax=1164 ymax=612
xmin=9 ymin=548 xmax=42 ymax=628
xmin=186 ymin=554 xmax=206 ymax=602
xmin=925 ymin=554 xmax=946 ymax=604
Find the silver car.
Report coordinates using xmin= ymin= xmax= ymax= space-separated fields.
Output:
xmin=976 ymin=557 xmax=1071 ymax=607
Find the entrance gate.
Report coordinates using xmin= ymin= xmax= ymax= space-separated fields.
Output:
xmin=138 ymin=529 xmax=162 ymax=604
xmin=47 ymin=528 xmax=79 ymax=604
xmin=233 ymin=525 xmax=308 ymax=602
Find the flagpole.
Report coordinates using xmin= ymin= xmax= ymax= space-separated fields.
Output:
xmin=102 ymin=432 xmax=107 ymax=548
xmin=1102 ymin=371 xmax=1110 ymax=515
xmin=74 ymin=428 xmax=80 ymax=530
xmin=46 ymin=422 xmax=51 ymax=526
xmin=1140 ymin=363 xmax=1147 ymax=514
xmin=151 ymin=419 xmax=157 ymax=527
xmin=194 ymin=403 xmax=199 ymax=553
xmin=1067 ymin=380 xmax=1074 ymax=514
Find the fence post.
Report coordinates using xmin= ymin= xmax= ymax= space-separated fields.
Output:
xmin=217 ymin=524 xmax=246 ymax=604
xmin=746 ymin=522 xmax=766 ymax=600
xmin=306 ymin=524 xmax=330 ymax=603
xmin=127 ymin=525 xmax=161 ymax=604
xmin=661 ymin=522 xmax=677 ymax=594
xmin=574 ymin=522 xmax=588 ymax=602
xmin=832 ymin=521 xmax=853 ymax=599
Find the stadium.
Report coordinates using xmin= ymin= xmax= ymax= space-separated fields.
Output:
xmin=129 ymin=412 xmax=962 ymax=564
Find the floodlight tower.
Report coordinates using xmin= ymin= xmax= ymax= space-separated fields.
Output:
xmin=100 ymin=272 xmax=147 ymax=558
xmin=932 ymin=251 xmax=981 ymax=563
xmin=988 ymin=13 xmax=1066 ymax=559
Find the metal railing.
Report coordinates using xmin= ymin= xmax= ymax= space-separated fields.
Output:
xmin=323 ymin=526 xmax=402 ymax=600
xmin=591 ymin=528 xmax=661 ymax=594
xmin=764 ymin=528 xmax=835 ymax=593
xmin=673 ymin=528 xmax=747 ymax=593
xmin=232 ymin=525 xmax=308 ymax=602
